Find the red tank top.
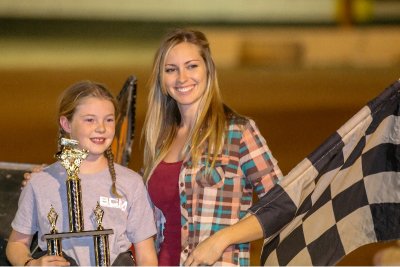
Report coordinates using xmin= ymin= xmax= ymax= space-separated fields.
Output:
xmin=148 ymin=160 xmax=183 ymax=266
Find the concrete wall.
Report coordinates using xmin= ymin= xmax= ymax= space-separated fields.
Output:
xmin=205 ymin=27 xmax=400 ymax=68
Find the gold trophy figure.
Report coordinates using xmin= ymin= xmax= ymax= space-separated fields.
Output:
xmin=56 ymin=138 xmax=88 ymax=232
xmin=46 ymin=206 xmax=63 ymax=256
xmin=93 ymin=202 xmax=110 ymax=266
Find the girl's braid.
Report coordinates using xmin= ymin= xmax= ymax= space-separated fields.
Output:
xmin=105 ymin=146 xmax=122 ymax=198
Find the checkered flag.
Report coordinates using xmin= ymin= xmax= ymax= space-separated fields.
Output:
xmin=249 ymin=80 xmax=400 ymax=265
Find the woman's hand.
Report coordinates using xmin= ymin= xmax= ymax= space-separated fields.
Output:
xmin=184 ymin=214 xmax=264 ymax=266
xmin=21 ymin=164 xmax=45 ymax=189
xmin=184 ymin=231 xmax=228 ymax=266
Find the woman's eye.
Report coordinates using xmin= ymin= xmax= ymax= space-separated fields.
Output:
xmin=85 ymin=118 xmax=94 ymax=122
xmin=107 ymin=118 xmax=115 ymax=123
xmin=187 ymin=64 xmax=198 ymax=69
xmin=165 ymin=68 xmax=176 ymax=73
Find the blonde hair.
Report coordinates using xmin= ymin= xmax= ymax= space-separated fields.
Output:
xmin=58 ymin=80 xmax=121 ymax=197
xmin=142 ymin=28 xmax=231 ymax=180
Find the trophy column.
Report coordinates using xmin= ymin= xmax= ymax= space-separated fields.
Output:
xmin=56 ymin=138 xmax=88 ymax=232
xmin=93 ymin=202 xmax=110 ymax=266
xmin=66 ymin=177 xmax=84 ymax=232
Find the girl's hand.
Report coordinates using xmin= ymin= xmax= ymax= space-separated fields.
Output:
xmin=28 ymin=255 xmax=70 ymax=266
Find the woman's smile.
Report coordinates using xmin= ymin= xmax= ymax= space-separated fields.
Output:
xmin=175 ymin=85 xmax=195 ymax=93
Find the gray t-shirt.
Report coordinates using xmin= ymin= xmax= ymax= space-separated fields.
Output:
xmin=12 ymin=162 xmax=156 ymax=266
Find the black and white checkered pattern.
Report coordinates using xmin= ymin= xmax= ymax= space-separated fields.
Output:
xmin=250 ymin=80 xmax=400 ymax=265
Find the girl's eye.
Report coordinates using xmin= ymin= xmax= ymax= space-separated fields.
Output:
xmin=107 ymin=118 xmax=115 ymax=123
xmin=85 ymin=118 xmax=94 ymax=122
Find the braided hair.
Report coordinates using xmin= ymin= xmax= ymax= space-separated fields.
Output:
xmin=105 ymin=146 xmax=121 ymax=198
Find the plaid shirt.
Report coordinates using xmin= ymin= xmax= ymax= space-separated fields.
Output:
xmin=179 ymin=117 xmax=283 ymax=266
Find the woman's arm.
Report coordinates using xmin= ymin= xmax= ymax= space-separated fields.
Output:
xmin=6 ymin=230 xmax=70 ymax=266
xmin=184 ymin=214 xmax=263 ymax=266
xmin=134 ymin=237 xmax=158 ymax=266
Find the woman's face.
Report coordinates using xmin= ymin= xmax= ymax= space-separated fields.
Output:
xmin=163 ymin=42 xmax=208 ymax=114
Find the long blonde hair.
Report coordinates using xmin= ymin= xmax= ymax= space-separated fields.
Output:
xmin=142 ymin=28 xmax=230 ymax=180
xmin=58 ymin=80 xmax=121 ymax=197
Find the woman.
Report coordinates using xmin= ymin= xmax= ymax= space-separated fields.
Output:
xmin=143 ymin=28 xmax=283 ymax=266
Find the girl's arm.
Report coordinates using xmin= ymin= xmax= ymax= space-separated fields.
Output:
xmin=6 ymin=230 xmax=33 ymax=266
xmin=134 ymin=236 xmax=158 ymax=266
xmin=184 ymin=214 xmax=263 ymax=266
xmin=6 ymin=230 xmax=70 ymax=266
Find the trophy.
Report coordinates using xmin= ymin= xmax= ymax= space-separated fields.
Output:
xmin=44 ymin=138 xmax=113 ymax=266
xmin=55 ymin=138 xmax=88 ymax=232
xmin=46 ymin=205 xmax=62 ymax=256
xmin=93 ymin=202 xmax=110 ymax=266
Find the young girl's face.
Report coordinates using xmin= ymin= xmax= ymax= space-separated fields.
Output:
xmin=60 ymin=97 xmax=116 ymax=159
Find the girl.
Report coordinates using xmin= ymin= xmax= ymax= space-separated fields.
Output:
xmin=143 ymin=29 xmax=283 ymax=266
xmin=7 ymin=81 xmax=157 ymax=266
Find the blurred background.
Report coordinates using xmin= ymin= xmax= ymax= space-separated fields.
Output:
xmin=0 ymin=0 xmax=399 ymax=265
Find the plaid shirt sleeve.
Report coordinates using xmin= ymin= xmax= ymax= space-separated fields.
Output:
xmin=239 ymin=119 xmax=283 ymax=197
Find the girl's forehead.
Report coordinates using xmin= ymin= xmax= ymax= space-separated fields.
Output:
xmin=77 ymin=96 xmax=111 ymax=104
xmin=75 ymin=97 xmax=115 ymax=112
